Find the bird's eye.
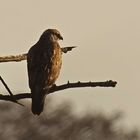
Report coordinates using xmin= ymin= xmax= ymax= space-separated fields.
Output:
xmin=55 ymin=33 xmax=59 ymax=36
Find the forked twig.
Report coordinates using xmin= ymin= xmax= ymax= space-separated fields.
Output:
xmin=0 ymin=76 xmax=24 ymax=106
xmin=0 ymin=76 xmax=14 ymax=96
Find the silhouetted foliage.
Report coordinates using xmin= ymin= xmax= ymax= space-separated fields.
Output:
xmin=0 ymin=101 xmax=139 ymax=140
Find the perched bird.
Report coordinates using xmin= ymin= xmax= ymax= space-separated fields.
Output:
xmin=27 ymin=29 xmax=63 ymax=115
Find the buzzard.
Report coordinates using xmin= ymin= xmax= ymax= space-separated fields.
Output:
xmin=27 ymin=29 xmax=63 ymax=115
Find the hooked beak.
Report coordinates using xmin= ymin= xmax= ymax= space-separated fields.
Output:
xmin=58 ymin=34 xmax=63 ymax=40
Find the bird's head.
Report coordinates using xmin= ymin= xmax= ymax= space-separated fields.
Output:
xmin=40 ymin=29 xmax=63 ymax=42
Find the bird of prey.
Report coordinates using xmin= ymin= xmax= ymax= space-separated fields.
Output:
xmin=27 ymin=29 xmax=63 ymax=115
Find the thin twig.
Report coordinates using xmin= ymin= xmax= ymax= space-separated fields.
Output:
xmin=0 ymin=46 xmax=77 ymax=63
xmin=0 ymin=80 xmax=117 ymax=104
xmin=0 ymin=76 xmax=14 ymax=96
xmin=0 ymin=76 xmax=24 ymax=106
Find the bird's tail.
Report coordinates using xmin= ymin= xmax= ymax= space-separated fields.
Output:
xmin=31 ymin=87 xmax=47 ymax=115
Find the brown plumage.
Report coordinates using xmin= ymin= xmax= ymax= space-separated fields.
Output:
xmin=27 ymin=29 xmax=63 ymax=115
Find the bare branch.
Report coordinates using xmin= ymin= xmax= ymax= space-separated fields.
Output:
xmin=0 ymin=54 xmax=27 ymax=63
xmin=50 ymin=80 xmax=117 ymax=92
xmin=0 ymin=80 xmax=117 ymax=104
xmin=0 ymin=76 xmax=24 ymax=106
xmin=0 ymin=47 xmax=117 ymax=107
xmin=0 ymin=76 xmax=14 ymax=97
xmin=61 ymin=46 xmax=77 ymax=53
xmin=0 ymin=46 xmax=77 ymax=63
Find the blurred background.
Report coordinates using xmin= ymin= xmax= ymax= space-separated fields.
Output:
xmin=0 ymin=0 xmax=140 ymax=139
xmin=0 ymin=102 xmax=139 ymax=140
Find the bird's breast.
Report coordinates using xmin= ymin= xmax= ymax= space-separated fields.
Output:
xmin=45 ymin=43 xmax=62 ymax=86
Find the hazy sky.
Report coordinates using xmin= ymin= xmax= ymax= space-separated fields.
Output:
xmin=0 ymin=0 xmax=140 ymax=128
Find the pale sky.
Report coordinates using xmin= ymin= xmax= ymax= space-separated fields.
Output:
xmin=0 ymin=0 xmax=140 ymax=128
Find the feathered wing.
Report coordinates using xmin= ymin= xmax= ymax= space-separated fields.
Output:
xmin=27 ymin=45 xmax=48 ymax=115
xmin=27 ymin=43 xmax=62 ymax=115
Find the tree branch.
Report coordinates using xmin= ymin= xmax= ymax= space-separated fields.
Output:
xmin=0 ymin=80 xmax=117 ymax=104
xmin=0 ymin=46 xmax=77 ymax=63
xmin=0 ymin=54 xmax=27 ymax=63
xmin=0 ymin=76 xmax=24 ymax=106
xmin=0 ymin=76 xmax=14 ymax=96
xmin=0 ymin=47 xmax=117 ymax=107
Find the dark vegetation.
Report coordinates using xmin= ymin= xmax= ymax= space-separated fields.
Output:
xmin=0 ymin=101 xmax=139 ymax=140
